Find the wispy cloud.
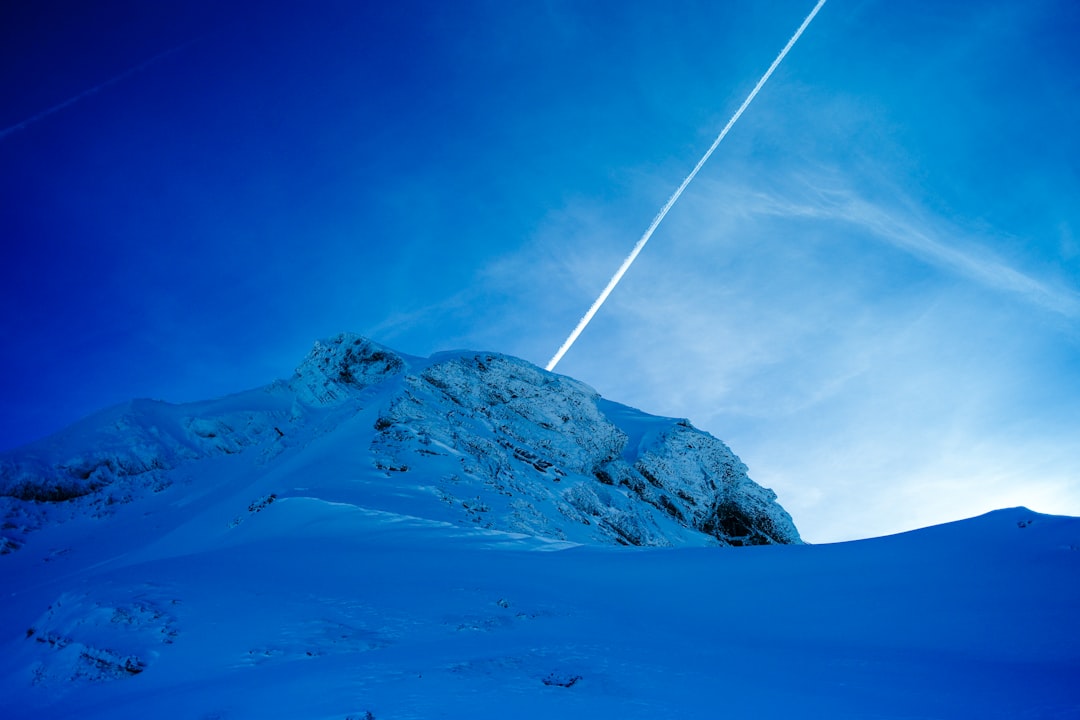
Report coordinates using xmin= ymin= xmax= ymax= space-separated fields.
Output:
xmin=0 ymin=38 xmax=202 ymax=142
xmin=483 ymin=165 xmax=1080 ymax=542
xmin=738 ymin=177 xmax=1080 ymax=320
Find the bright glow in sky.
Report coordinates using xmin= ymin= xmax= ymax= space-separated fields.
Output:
xmin=2 ymin=0 xmax=1078 ymax=542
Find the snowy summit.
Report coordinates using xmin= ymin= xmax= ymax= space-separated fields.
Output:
xmin=1 ymin=333 xmax=799 ymax=552
xmin=1 ymin=333 xmax=1078 ymax=718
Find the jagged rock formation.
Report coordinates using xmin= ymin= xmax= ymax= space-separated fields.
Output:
xmin=0 ymin=333 xmax=799 ymax=550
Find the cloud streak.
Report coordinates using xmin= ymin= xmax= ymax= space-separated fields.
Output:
xmin=0 ymin=39 xmax=198 ymax=142
xmin=544 ymin=0 xmax=829 ymax=371
xmin=747 ymin=183 xmax=1080 ymax=321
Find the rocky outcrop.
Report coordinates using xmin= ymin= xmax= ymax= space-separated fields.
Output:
xmin=290 ymin=335 xmax=406 ymax=406
xmin=362 ymin=339 xmax=800 ymax=546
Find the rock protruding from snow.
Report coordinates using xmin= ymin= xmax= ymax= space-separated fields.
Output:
xmin=370 ymin=348 xmax=801 ymax=547
xmin=416 ymin=352 xmax=626 ymax=475
xmin=0 ymin=401 xmax=184 ymax=506
xmin=290 ymin=334 xmax=405 ymax=406
xmin=627 ymin=422 xmax=800 ymax=545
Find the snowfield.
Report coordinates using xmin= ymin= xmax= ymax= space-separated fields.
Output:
xmin=1 ymin=335 xmax=1078 ymax=718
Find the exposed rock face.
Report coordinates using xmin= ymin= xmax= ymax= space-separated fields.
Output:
xmin=290 ymin=335 xmax=405 ymax=406
xmin=628 ymin=422 xmax=800 ymax=545
xmin=0 ymin=333 xmax=800 ymax=549
xmin=307 ymin=334 xmax=801 ymax=547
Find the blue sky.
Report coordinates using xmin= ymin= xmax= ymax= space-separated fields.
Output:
xmin=2 ymin=0 xmax=1079 ymax=542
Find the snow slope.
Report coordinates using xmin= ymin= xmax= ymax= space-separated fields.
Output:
xmin=1 ymin=335 xmax=1078 ymax=718
xmin=2 ymin=500 xmax=1078 ymax=719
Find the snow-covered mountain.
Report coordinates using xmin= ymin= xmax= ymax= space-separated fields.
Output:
xmin=2 ymin=334 xmax=1078 ymax=719
xmin=0 ymin=333 xmax=799 ymax=553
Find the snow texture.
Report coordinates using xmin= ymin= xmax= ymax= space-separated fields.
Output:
xmin=1 ymin=334 xmax=1077 ymax=718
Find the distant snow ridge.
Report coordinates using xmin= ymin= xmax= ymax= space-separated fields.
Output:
xmin=0 ymin=333 xmax=799 ymax=550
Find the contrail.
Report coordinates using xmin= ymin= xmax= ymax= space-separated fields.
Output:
xmin=0 ymin=39 xmax=197 ymax=142
xmin=545 ymin=0 xmax=827 ymax=372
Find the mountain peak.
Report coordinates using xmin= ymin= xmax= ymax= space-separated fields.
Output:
xmin=0 ymin=334 xmax=800 ymax=552
xmin=290 ymin=333 xmax=407 ymax=405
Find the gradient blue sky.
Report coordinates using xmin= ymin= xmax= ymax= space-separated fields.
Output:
xmin=3 ymin=0 xmax=1079 ymax=542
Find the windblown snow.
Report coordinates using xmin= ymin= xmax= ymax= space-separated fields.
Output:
xmin=1 ymin=333 xmax=1077 ymax=718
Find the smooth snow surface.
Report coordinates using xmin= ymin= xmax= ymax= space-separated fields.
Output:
xmin=1 ymin=335 xmax=1077 ymax=717
xmin=3 ymin=502 xmax=1078 ymax=719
